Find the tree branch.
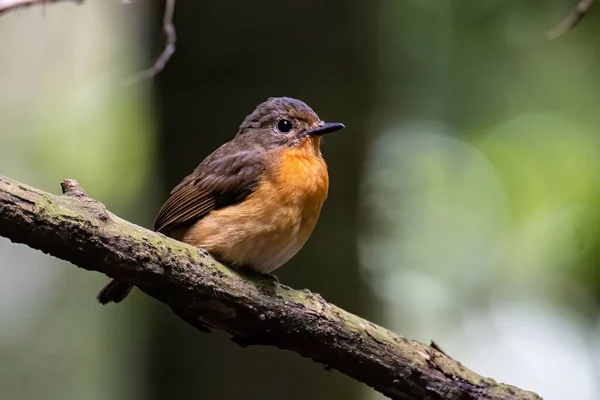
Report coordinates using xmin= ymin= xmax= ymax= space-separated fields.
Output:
xmin=0 ymin=175 xmax=541 ymax=400
xmin=124 ymin=0 xmax=177 ymax=85
xmin=0 ymin=0 xmax=81 ymax=15
xmin=0 ymin=0 xmax=176 ymax=84
xmin=550 ymin=0 xmax=595 ymax=39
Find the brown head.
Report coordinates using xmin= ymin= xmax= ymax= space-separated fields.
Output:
xmin=233 ymin=97 xmax=344 ymax=152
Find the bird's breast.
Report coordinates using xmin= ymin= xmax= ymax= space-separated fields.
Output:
xmin=272 ymin=142 xmax=329 ymax=212
xmin=182 ymin=143 xmax=329 ymax=273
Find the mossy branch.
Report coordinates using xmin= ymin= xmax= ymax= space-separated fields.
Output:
xmin=0 ymin=175 xmax=541 ymax=400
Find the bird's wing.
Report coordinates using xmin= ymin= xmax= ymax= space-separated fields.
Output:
xmin=153 ymin=141 xmax=266 ymax=234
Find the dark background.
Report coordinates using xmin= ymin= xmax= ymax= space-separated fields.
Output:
xmin=149 ymin=2 xmax=373 ymax=399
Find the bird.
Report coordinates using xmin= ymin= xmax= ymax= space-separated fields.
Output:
xmin=96 ymin=97 xmax=344 ymax=304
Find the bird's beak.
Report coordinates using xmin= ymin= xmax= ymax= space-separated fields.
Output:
xmin=303 ymin=122 xmax=345 ymax=136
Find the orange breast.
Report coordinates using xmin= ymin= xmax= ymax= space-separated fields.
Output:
xmin=182 ymin=137 xmax=329 ymax=273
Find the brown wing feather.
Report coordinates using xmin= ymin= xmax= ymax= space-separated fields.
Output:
xmin=153 ymin=140 xmax=266 ymax=234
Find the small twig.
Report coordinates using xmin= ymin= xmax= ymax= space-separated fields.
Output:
xmin=60 ymin=178 xmax=88 ymax=197
xmin=549 ymin=0 xmax=595 ymax=39
xmin=430 ymin=340 xmax=449 ymax=357
xmin=0 ymin=0 xmax=81 ymax=15
xmin=125 ymin=0 xmax=176 ymax=85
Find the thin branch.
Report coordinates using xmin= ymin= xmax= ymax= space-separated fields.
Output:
xmin=125 ymin=0 xmax=176 ymax=85
xmin=0 ymin=0 xmax=176 ymax=83
xmin=550 ymin=0 xmax=595 ymax=39
xmin=0 ymin=175 xmax=542 ymax=400
xmin=0 ymin=0 xmax=81 ymax=15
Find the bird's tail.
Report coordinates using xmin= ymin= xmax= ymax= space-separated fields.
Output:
xmin=97 ymin=279 xmax=134 ymax=304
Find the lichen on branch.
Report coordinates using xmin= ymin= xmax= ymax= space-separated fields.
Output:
xmin=0 ymin=175 xmax=542 ymax=400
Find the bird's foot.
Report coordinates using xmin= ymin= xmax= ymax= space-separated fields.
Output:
xmin=262 ymin=272 xmax=279 ymax=285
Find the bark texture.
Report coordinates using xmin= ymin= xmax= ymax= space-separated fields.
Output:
xmin=0 ymin=175 xmax=542 ymax=400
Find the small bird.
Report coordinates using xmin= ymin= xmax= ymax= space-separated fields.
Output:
xmin=97 ymin=97 xmax=344 ymax=304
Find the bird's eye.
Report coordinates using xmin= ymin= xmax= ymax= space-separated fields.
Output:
xmin=277 ymin=119 xmax=293 ymax=133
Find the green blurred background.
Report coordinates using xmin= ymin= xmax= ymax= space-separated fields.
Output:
xmin=1 ymin=1 xmax=599 ymax=399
